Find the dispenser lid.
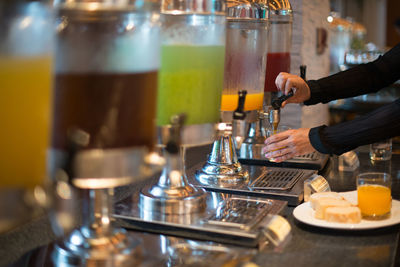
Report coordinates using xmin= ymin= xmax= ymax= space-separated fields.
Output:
xmin=268 ymin=0 xmax=292 ymax=22
xmin=54 ymin=0 xmax=160 ymax=12
xmin=226 ymin=0 xmax=268 ymax=20
xmin=161 ymin=0 xmax=225 ymax=15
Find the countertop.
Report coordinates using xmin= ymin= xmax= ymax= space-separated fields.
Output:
xmin=2 ymin=145 xmax=400 ymax=267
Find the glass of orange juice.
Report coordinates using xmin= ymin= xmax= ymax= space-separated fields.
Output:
xmin=357 ymin=172 xmax=391 ymax=220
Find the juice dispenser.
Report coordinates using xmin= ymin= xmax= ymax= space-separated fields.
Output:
xmin=264 ymin=0 xmax=293 ymax=106
xmin=0 ymin=0 xmax=53 ymax=233
xmin=51 ymin=0 xmax=162 ymax=265
xmin=220 ymin=0 xmax=269 ymax=119
xmin=139 ymin=0 xmax=226 ymax=215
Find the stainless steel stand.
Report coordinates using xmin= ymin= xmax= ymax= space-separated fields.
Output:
xmin=52 ymin=147 xmax=163 ymax=267
xmin=139 ymin=114 xmax=207 ymax=217
xmin=140 ymin=147 xmax=207 ymax=216
xmin=195 ymin=123 xmax=249 ymax=188
xmin=53 ymin=189 xmax=142 ymax=266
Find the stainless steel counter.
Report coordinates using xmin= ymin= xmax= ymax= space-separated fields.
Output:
xmin=2 ymin=145 xmax=400 ymax=267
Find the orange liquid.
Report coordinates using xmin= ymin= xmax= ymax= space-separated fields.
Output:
xmin=0 ymin=56 xmax=52 ymax=188
xmin=220 ymin=92 xmax=264 ymax=111
xmin=358 ymin=185 xmax=391 ymax=217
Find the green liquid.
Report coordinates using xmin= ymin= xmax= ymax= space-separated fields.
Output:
xmin=157 ymin=45 xmax=225 ymax=126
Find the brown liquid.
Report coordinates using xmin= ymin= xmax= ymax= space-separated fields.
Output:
xmin=52 ymin=71 xmax=157 ymax=150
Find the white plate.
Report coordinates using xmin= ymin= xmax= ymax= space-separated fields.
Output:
xmin=293 ymin=191 xmax=400 ymax=230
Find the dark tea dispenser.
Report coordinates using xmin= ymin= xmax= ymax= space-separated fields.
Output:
xmin=50 ymin=0 xmax=163 ymax=266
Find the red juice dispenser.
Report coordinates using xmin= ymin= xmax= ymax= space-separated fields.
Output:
xmin=264 ymin=0 xmax=293 ymax=105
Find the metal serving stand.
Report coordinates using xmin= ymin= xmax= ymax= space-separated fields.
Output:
xmin=115 ymin=192 xmax=288 ymax=248
xmin=191 ymin=163 xmax=316 ymax=206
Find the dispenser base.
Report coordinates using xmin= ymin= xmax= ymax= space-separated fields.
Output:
xmin=195 ymin=162 xmax=249 ymax=188
xmin=139 ymin=185 xmax=207 ymax=217
xmin=52 ymin=227 xmax=141 ymax=267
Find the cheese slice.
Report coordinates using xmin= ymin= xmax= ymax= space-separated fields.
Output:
xmin=314 ymin=198 xmax=352 ymax=219
xmin=309 ymin=192 xmax=344 ymax=209
xmin=325 ymin=206 xmax=362 ymax=224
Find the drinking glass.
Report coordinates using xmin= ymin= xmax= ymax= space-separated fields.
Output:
xmin=370 ymin=138 xmax=392 ymax=161
xmin=357 ymin=172 xmax=391 ymax=220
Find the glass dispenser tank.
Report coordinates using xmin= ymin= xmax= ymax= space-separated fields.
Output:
xmin=264 ymin=0 xmax=293 ymax=104
xmin=139 ymin=0 xmax=226 ymax=216
xmin=51 ymin=0 xmax=162 ymax=265
xmin=220 ymin=0 xmax=269 ymax=116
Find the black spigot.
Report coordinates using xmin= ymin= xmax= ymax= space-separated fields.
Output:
xmin=271 ymin=65 xmax=307 ymax=110
xmin=233 ymin=90 xmax=247 ymax=120
xmin=271 ymin=91 xmax=294 ymax=110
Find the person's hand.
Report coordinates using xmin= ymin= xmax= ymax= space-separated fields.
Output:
xmin=275 ymin=72 xmax=311 ymax=107
xmin=261 ymin=128 xmax=315 ymax=162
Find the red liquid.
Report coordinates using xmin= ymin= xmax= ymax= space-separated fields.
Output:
xmin=264 ymin=52 xmax=291 ymax=92
xmin=52 ymin=72 xmax=157 ymax=150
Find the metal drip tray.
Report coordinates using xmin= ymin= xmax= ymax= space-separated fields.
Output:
xmin=188 ymin=164 xmax=317 ymax=206
xmin=250 ymin=169 xmax=303 ymax=191
xmin=239 ymin=151 xmax=330 ymax=170
xmin=114 ymin=192 xmax=287 ymax=248
xmin=205 ymin=198 xmax=274 ymax=231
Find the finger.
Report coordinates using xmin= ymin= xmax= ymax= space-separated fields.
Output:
xmin=275 ymin=73 xmax=288 ymax=92
xmin=284 ymin=78 xmax=294 ymax=96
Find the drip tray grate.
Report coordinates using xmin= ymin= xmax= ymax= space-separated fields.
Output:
xmin=205 ymin=198 xmax=277 ymax=231
xmin=249 ymin=169 xmax=304 ymax=191
xmin=292 ymin=152 xmax=319 ymax=161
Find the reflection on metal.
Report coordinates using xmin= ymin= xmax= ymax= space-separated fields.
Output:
xmin=161 ymin=0 xmax=226 ymax=15
xmin=140 ymin=114 xmax=207 ymax=217
xmin=238 ymin=107 xmax=278 ymax=161
xmin=195 ymin=123 xmax=249 ymax=188
xmin=268 ymin=0 xmax=292 ymax=17
xmin=303 ymin=174 xmax=331 ymax=202
xmin=190 ymin=164 xmax=317 ymax=206
xmin=115 ymin=191 xmax=288 ymax=247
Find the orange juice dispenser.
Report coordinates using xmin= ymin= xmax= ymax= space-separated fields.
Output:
xmin=51 ymin=0 xmax=162 ymax=265
xmin=0 ymin=0 xmax=53 ymax=233
xmin=139 ymin=0 xmax=226 ymax=216
xmin=264 ymin=0 xmax=293 ymax=106
xmin=218 ymin=0 xmax=270 ymax=160
xmin=220 ymin=0 xmax=269 ymax=119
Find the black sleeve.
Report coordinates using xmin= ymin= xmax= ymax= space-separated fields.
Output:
xmin=304 ymin=43 xmax=400 ymax=105
xmin=308 ymin=99 xmax=400 ymax=155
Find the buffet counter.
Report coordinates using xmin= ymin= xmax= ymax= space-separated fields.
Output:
xmin=1 ymin=145 xmax=400 ymax=267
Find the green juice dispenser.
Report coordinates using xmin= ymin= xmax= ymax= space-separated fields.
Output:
xmin=140 ymin=0 xmax=226 ymax=216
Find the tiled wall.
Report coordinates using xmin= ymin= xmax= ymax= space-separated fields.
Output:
xmin=280 ymin=0 xmax=331 ymax=129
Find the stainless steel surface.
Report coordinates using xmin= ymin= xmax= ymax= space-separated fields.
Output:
xmin=237 ymin=108 xmax=277 ymax=161
xmin=238 ymin=151 xmax=330 ymax=171
xmin=115 ymin=191 xmax=287 ymax=247
xmin=303 ymin=174 xmax=331 ymax=202
xmin=268 ymin=0 xmax=293 ymax=18
xmin=54 ymin=0 xmax=160 ymax=11
xmin=161 ymin=0 xmax=225 ymax=15
xmin=249 ymin=168 xmax=304 ymax=191
xmin=226 ymin=0 xmax=269 ymax=20
xmin=53 ymin=228 xmax=142 ymax=266
xmin=141 ymin=115 xmax=207 ymax=215
xmin=195 ymin=125 xmax=249 ymax=189
xmin=190 ymin=163 xmax=317 ymax=206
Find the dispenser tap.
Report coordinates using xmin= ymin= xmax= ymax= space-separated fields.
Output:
xmin=232 ymin=90 xmax=247 ymax=149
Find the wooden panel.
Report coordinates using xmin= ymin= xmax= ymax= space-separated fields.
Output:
xmin=386 ymin=0 xmax=400 ymax=47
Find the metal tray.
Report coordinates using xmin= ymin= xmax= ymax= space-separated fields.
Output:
xmin=239 ymin=151 xmax=330 ymax=170
xmin=114 ymin=192 xmax=287 ymax=248
xmin=188 ymin=164 xmax=317 ymax=206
